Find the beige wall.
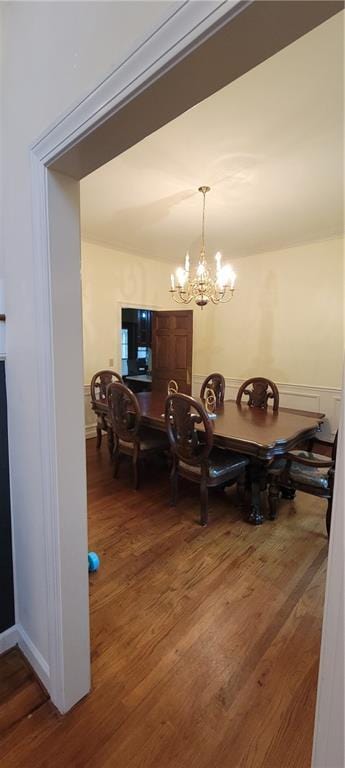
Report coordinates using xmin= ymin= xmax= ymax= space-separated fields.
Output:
xmin=82 ymin=236 xmax=344 ymax=390
xmin=81 ymin=241 xmax=170 ymax=383
xmin=202 ymin=236 xmax=344 ymax=388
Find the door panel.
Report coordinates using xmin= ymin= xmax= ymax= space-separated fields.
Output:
xmin=152 ymin=310 xmax=193 ymax=394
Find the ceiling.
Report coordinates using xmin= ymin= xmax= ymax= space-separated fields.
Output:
xmin=80 ymin=11 xmax=344 ymax=263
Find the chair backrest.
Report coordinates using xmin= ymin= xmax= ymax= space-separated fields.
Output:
xmin=108 ymin=382 xmax=141 ymax=443
xmin=90 ymin=370 xmax=123 ymax=404
xmin=236 ymin=377 xmax=279 ymax=411
xmin=332 ymin=430 xmax=338 ymax=463
xmin=165 ymin=393 xmax=213 ymax=466
xmin=200 ymin=373 xmax=225 ymax=405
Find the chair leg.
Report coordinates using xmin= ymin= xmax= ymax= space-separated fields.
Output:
xmin=96 ymin=426 xmax=102 ymax=450
xmin=170 ymin=458 xmax=178 ymax=507
xmin=326 ymin=497 xmax=333 ymax=538
xmin=237 ymin=470 xmax=246 ymax=503
xmin=268 ymin=477 xmax=279 ymax=520
xmin=107 ymin=427 xmax=114 ymax=462
xmin=113 ymin=445 xmax=120 ymax=478
xmin=200 ymin=478 xmax=208 ymax=526
xmin=133 ymin=445 xmax=140 ymax=490
xmin=281 ymin=484 xmax=296 ymax=500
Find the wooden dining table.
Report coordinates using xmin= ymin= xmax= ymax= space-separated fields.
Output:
xmin=135 ymin=391 xmax=325 ymax=524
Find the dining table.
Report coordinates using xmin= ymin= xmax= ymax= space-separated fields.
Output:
xmin=135 ymin=391 xmax=325 ymax=524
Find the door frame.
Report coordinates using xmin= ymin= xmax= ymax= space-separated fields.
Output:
xmin=28 ymin=0 xmax=344 ymax=724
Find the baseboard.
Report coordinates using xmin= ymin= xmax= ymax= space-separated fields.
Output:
xmin=84 ymin=385 xmax=97 ymax=439
xmin=0 ymin=624 xmax=18 ymax=654
xmin=85 ymin=424 xmax=96 ymax=439
xmin=16 ymin=623 xmax=50 ymax=692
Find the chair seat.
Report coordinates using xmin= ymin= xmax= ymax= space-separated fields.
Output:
xmin=288 ymin=451 xmax=331 ymax=490
xmin=119 ymin=428 xmax=168 ymax=453
xmin=180 ymin=448 xmax=248 ymax=480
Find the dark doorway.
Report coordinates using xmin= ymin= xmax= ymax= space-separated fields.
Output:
xmin=121 ymin=308 xmax=153 ymax=393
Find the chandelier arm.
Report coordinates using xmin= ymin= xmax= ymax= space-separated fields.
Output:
xmin=219 ymin=291 xmax=234 ymax=303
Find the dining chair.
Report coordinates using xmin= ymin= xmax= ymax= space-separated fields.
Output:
xmin=268 ymin=432 xmax=338 ymax=535
xmin=165 ymin=392 xmax=249 ymax=526
xmin=236 ymin=377 xmax=279 ymax=411
xmin=90 ymin=369 xmax=123 ymax=453
xmin=200 ymin=373 xmax=225 ymax=406
xmin=108 ymin=382 xmax=169 ymax=490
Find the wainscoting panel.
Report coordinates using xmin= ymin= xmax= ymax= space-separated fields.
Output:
xmin=84 ymin=385 xmax=97 ymax=439
xmin=84 ymin=379 xmax=340 ymax=441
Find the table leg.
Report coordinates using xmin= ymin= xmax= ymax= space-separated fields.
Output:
xmin=247 ymin=461 xmax=265 ymax=525
xmin=107 ymin=426 xmax=114 ymax=462
xmin=281 ymin=485 xmax=296 ymax=500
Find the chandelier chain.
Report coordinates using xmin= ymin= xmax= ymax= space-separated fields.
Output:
xmin=201 ymin=188 xmax=206 ymax=254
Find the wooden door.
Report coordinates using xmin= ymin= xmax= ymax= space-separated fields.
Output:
xmin=152 ymin=310 xmax=193 ymax=394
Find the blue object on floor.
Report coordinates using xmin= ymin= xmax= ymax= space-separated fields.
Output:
xmin=88 ymin=551 xmax=100 ymax=572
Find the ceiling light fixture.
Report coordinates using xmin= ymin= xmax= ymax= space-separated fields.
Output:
xmin=169 ymin=186 xmax=236 ymax=309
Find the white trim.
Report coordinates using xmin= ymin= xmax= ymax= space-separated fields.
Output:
xmin=31 ymin=1 xmax=248 ymax=164
xmin=31 ymin=156 xmax=66 ymax=711
xmin=17 ymin=624 xmax=50 ymax=692
xmin=312 ymin=385 xmax=344 ymax=767
xmin=0 ymin=623 xmax=50 ymax=692
xmin=85 ymin=425 xmax=97 ymax=440
xmin=192 ymin=373 xmax=342 ymax=395
xmin=0 ymin=624 xmax=18 ymax=655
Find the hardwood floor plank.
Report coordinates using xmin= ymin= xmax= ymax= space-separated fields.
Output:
xmin=0 ymin=648 xmax=48 ymax=737
xmin=0 ymin=439 xmax=327 ymax=767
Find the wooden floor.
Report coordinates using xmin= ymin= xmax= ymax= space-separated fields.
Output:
xmin=0 ymin=649 xmax=48 ymax=737
xmin=0 ymin=438 xmax=328 ymax=767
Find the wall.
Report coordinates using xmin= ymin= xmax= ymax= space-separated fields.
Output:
xmin=81 ymin=241 xmax=170 ymax=384
xmin=192 ymin=236 xmax=344 ymax=437
xmin=82 ymin=237 xmax=343 ymax=438
xmin=193 ymin=236 xmax=344 ymax=388
xmin=1 ymin=0 xmax=176 ymax=678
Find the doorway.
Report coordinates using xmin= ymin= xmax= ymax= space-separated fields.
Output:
xmin=28 ymin=1 xmax=343 ymax=718
xmin=121 ymin=307 xmax=153 ymax=392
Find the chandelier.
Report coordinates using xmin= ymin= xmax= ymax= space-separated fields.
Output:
xmin=169 ymin=186 xmax=236 ymax=309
